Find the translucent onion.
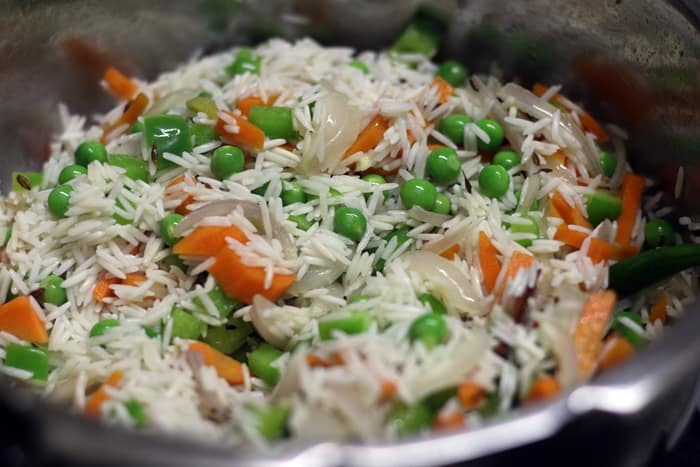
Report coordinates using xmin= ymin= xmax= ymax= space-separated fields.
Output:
xmin=422 ymin=221 xmax=471 ymax=256
xmin=498 ymin=83 xmax=601 ymax=175
xmin=300 ymin=91 xmax=364 ymax=174
xmin=174 ymin=200 xmax=295 ymax=258
xmin=146 ymin=88 xmax=200 ymax=116
xmin=287 ymin=263 xmax=345 ymax=294
xmin=250 ymin=295 xmax=289 ymax=348
xmin=401 ymin=250 xmax=484 ymax=316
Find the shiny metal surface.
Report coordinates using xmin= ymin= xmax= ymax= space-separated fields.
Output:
xmin=1 ymin=1 xmax=700 ymax=466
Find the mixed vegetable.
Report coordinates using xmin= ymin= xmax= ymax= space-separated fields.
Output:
xmin=0 ymin=20 xmax=698 ymax=445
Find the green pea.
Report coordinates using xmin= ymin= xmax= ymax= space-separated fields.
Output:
xmin=248 ymin=343 xmax=283 ymax=386
xmin=39 ymin=275 xmax=67 ymax=306
xmin=288 ymin=214 xmax=312 ymax=231
xmin=107 ymin=154 xmax=150 ymax=182
xmin=611 ymin=310 xmax=648 ymax=349
xmin=585 ymin=190 xmax=622 ymax=227
xmin=254 ymin=403 xmax=290 ymax=441
xmin=418 ymin=293 xmax=447 ymax=315
xmin=319 ymin=311 xmax=373 ymax=340
xmin=47 ymin=184 xmax=73 ymax=218
xmin=74 ymin=141 xmax=107 ymax=167
xmin=143 ymin=327 xmax=160 ymax=338
xmin=432 ymin=192 xmax=451 ymax=214
xmin=12 ymin=172 xmax=43 ymax=191
xmin=478 ymin=165 xmax=509 ymax=198
xmin=386 ymin=402 xmax=432 ymax=436
xmin=170 ymin=307 xmax=205 ymax=340
xmin=438 ymin=114 xmax=472 ymax=145
xmin=509 ymin=214 xmax=540 ymax=247
xmin=225 ymin=55 xmax=260 ymax=76
xmin=374 ymin=225 xmax=412 ymax=272
xmin=493 ymin=150 xmax=521 ymax=170
xmin=58 ymin=165 xmax=87 ymax=184
xmin=186 ymin=96 xmax=218 ymax=119
xmin=391 ymin=22 xmax=441 ymax=57
xmin=437 ymin=60 xmax=467 ymax=87
xmin=160 ymin=213 xmax=183 ymax=247
xmin=143 ymin=115 xmax=192 ymax=170
xmin=204 ymin=325 xmax=252 ymax=355
xmin=350 ymin=60 xmax=370 ymax=74
xmin=125 ymin=400 xmax=146 ymax=428
xmin=362 ymin=174 xmax=389 ymax=200
xmin=644 ymin=219 xmax=676 ymax=249
xmin=4 ymin=344 xmax=49 ymax=381
xmin=193 ymin=284 xmax=239 ymax=319
xmin=476 ymin=119 xmax=505 ymax=152
xmin=427 ymin=147 xmax=461 ymax=184
xmin=409 ymin=312 xmax=447 ymax=350
xmin=400 ymin=178 xmax=437 ymax=210
xmin=248 ymin=106 xmax=297 ymax=141
xmin=130 ymin=120 xmax=144 ymax=134
xmin=211 ymin=145 xmax=245 ymax=180
xmin=600 ymin=151 xmax=617 ymax=178
xmin=281 ymin=180 xmax=306 ymax=205
xmin=333 ymin=207 xmax=367 ymax=242
xmin=89 ymin=319 xmax=120 ymax=337
xmin=190 ymin=123 xmax=219 ymax=148
xmin=198 ymin=90 xmax=213 ymax=98
xmin=163 ymin=254 xmax=186 ymax=270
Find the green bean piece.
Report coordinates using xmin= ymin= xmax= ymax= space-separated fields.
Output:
xmin=248 ymin=344 xmax=283 ymax=386
xmin=318 ymin=311 xmax=373 ymax=340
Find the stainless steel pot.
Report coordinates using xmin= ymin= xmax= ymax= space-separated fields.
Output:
xmin=1 ymin=1 xmax=700 ymax=466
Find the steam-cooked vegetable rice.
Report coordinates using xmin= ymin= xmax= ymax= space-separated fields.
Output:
xmin=0 ymin=38 xmax=697 ymax=445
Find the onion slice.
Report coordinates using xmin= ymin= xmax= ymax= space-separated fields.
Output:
xmin=287 ymin=263 xmax=345 ymax=294
xmin=400 ymin=250 xmax=483 ymax=316
xmin=146 ymin=88 xmax=200 ymax=116
xmin=498 ymin=83 xmax=601 ymax=175
xmin=250 ymin=295 xmax=289 ymax=348
xmin=174 ymin=200 xmax=295 ymax=258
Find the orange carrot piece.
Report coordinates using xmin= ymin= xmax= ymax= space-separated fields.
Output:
xmin=440 ymin=244 xmax=461 ymax=260
xmin=532 ymin=83 xmax=608 ymax=143
xmin=574 ymin=290 xmax=617 ymax=378
xmin=165 ymin=175 xmax=196 ymax=216
xmin=101 ymin=92 xmax=149 ymax=143
xmin=598 ymin=334 xmax=635 ymax=372
xmin=504 ymin=251 xmax=535 ymax=281
xmin=188 ymin=341 xmax=244 ymax=385
xmin=0 ymin=296 xmax=48 ymax=344
xmin=615 ymin=173 xmax=646 ymax=245
xmin=344 ymin=115 xmax=390 ymax=159
xmin=611 ymin=243 xmax=640 ymax=261
xmin=236 ymin=95 xmax=278 ymax=117
xmin=554 ymin=224 xmax=588 ymax=249
xmin=431 ymin=76 xmax=454 ymax=104
xmin=84 ymin=371 xmax=123 ymax=418
xmin=650 ymin=295 xmax=668 ymax=325
xmin=524 ymin=375 xmax=561 ymax=404
xmin=478 ymin=231 xmax=502 ymax=294
xmin=173 ymin=225 xmax=247 ymax=258
xmin=103 ymin=66 xmax=138 ymax=101
xmin=92 ymin=277 xmax=121 ymax=303
xmin=551 ymin=192 xmax=592 ymax=229
xmin=123 ymin=273 xmax=146 ymax=287
xmin=586 ymin=238 xmax=614 ymax=264
xmin=428 ymin=144 xmax=446 ymax=151
xmin=433 ymin=411 xmax=466 ymax=430
xmin=208 ymin=247 xmax=295 ymax=304
xmin=379 ymin=380 xmax=397 ymax=400
xmin=216 ymin=110 xmax=265 ymax=150
xmin=458 ymin=381 xmax=485 ymax=410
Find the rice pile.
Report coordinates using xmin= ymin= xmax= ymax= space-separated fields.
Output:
xmin=0 ymin=38 xmax=696 ymax=446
